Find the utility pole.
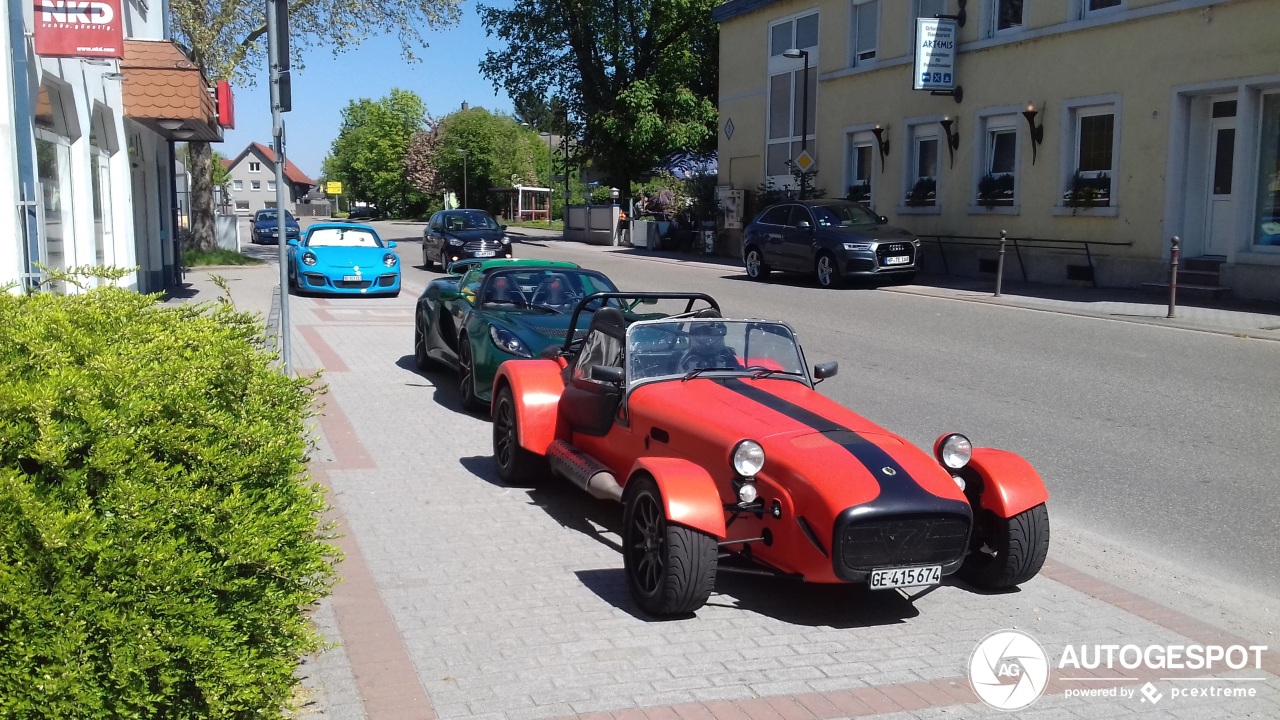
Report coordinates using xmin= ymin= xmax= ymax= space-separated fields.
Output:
xmin=268 ymin=0 xmax=293 ymax=372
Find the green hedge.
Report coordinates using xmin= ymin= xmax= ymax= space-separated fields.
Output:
xmin=0 ymin=285 xmax=336 ymax=719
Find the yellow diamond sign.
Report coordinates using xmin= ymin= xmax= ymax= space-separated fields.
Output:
xmin=325 ymin=181 xmax=343 ymax=195
xmin=793 ymin=149 xmax=816 ymax=173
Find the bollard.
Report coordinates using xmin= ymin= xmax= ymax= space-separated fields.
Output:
xmin=1167 ymin=236 xmax=1180 ymax=318
xmin=995 ymin=230 xmax=1008 ymax=297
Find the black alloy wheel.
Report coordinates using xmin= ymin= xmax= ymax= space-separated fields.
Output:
xmin=744 ymin=247 xmax=770 ymax=281
xmin=960 ymin=503 xmax=1051 ymax=589
xmin=457 ymin=334 xmax=485 ymax=412
xmin=492 ymin=385 xmax=547 ymax=485
xmin=623 ymin=476 xmax=717 ymax=616
xmin=413 ymin=316 xmax=432 ymax=371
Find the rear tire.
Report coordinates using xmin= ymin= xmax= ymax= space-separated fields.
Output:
xmin=457 ymin=334 xmax=485 ymax=413
xmin=492 ymin=385 xmax=548 ymax=485
xmin=744 ymin=247 xmax=771 ymax=281
xmin=960 ymin=503 xmax=1050 ymax=589
xmin=623 ymin=476 xmax=717 ymax=616
xmin=814 ymin=252 xmax=841 ymax=288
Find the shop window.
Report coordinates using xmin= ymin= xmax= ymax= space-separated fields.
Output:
xmin=851 ymin=1 xmax=878 ymax=65
xmin=1254 ymin=93 xmax=1280 ymax=248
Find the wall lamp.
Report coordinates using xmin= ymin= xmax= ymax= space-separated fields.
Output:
xmin=157 ymin=119 xmax=186 ymax=131
xmin=939 ymin=116 xmax=959 ymax=169
xmin=1023 ymin=103 xmax=1044 ymax=165
xmin=870 ymin=124 xmax=889 ymax=171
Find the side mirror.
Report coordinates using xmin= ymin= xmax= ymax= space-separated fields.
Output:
xmin=813 ymin=361 xmax=838 ymax=382
xmin=499 ymin=224 xmax=507 ymax=231
xmin=387 ymin=241 xmax=398 ymax=248
xmin=877 ymin=215 xmax=888 ymax=224
xmin=438 ymin=288 xmax=460 ymax=301
xmin=795 ymin=220 xmax=812 ymax=230
xmin=590 ymin=365 xmax=625 ymax=385
xmin=286 ymin=239 xmax=299 ymax=246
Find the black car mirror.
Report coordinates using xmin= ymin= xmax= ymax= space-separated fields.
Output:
xmin=795 ymin=220 xmax=812 ymax=230
xmin=590 ymin=365 xmax=625 ymax=385
xmin=877 ymin=215 xmax=888 ymax=224
xmin=813 ymin=361 xmax=838 ymax=382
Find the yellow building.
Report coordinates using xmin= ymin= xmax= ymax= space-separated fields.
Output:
xmin=714 ymin=0 xmax=1280 ymax=301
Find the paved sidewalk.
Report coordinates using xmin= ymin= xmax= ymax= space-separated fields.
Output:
xmin=167 ymin=244 xmax=1279 ymax=720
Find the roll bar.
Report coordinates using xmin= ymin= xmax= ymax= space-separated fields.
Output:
xmin=562 ymin=292 xmax=720 ymax=352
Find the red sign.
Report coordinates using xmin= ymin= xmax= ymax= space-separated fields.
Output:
xmin=34 ymin=0 xmax=124 ymax=59
xmin=216 ymin=81 xmax=236 ymax=129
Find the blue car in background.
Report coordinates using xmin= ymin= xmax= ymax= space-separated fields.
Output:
xmin=287 ymin=223 xmax=401 ymax=297
xmin=250 ymin=208 xmax=301 ymax=244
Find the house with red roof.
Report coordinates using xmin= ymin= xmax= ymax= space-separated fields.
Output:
xmin=221 ymin=142 xmax=316 ymax=215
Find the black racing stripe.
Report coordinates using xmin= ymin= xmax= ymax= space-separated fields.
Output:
xmin=721 ymin=378 xmax=939 ymax=506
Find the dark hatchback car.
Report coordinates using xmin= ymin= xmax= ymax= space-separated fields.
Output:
xmin=422 ymin=209 xmax=513 ymax=269
xmin=347 ymin=205 xmax=380 ymax=221
xmin=741 ymin=200 xmax=921 ymax=288
xmin=250 ymin=208 xmax=301 ymax=244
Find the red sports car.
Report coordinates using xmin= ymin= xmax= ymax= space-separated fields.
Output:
xmin=491 ymin=293 xmax=1050 ymax=616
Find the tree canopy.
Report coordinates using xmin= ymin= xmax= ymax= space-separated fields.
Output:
xmin=433 ymin=108 xmax=549 ymax=210
xmin=325 ymin=89 xmax=431 ymax=216
xmin=478 ymin=0 xmax=718 ymax=191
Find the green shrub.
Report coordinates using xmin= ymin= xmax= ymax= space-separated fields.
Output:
xmin=183 ymin=249 xmax=267 ymax=267
xmin=0 ymin=283 xmax=336 ymax=719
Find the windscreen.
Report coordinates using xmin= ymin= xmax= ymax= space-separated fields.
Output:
xmin=810 ymin=202 xmax=881 ymax=228
xmin=306 ymin=227 xmax=382 ymax=248
xmin=627 ymin=319 xmax=806 ymax=382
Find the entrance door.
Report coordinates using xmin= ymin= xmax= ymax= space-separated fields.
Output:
xmin=1204 ymin=102 xmax=1237 ymax=256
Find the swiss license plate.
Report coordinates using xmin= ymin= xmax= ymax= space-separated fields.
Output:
xmin=342 ymin=275 xmax=362 ymax=282
xmin=884 ymin=255 xmax=911 ymax=266
xmin=474 ymin=251 xmax=496 ymax=258
xmin=869 ymin=565 xmax=941 ymax=589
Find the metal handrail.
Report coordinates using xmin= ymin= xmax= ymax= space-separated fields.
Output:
xmin=919 ymin=233 xmax=1134 ymax=289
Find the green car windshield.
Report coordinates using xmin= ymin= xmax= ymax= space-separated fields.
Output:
xmin=471 ymin=268 xmax=618 ymax=313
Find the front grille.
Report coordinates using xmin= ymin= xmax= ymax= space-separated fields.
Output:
xmin=846 ymin=258 xmax=877 ymax=273
xmin=875 ymin=242 xmax=917 ymax=267
xmin=463 ymin=240 xmax=503 ymax=253
xmin=334 ymin=280 xmax=373 ymax=289
xmin=838 ymin=515 xmax=969 ymax=572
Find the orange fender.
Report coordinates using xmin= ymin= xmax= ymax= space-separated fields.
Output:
xmin=493 ymin=359 xmax=564 ymax=455
xmin=968 ymin=448 xmax=1049 ymax=518
xmin=628 ymin=458 xmax=727 ymax=540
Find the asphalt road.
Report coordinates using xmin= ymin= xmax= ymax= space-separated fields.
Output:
xmin=269 ymin=218 xmax=1280 ymax=616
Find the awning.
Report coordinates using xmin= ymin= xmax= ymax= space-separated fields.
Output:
xmin=120 ymin=40 xmax=222 ymax=142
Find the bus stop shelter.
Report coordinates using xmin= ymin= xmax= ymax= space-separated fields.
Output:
xmin=489 ymin=185 xmax=552 ymax=222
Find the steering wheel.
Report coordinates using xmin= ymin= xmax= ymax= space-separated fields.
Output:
xmin=676 ymin=348 xmax=738 ymax=374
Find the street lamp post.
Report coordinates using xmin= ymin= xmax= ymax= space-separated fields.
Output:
xmin=782 ymin=47 xmax=810 ymax=200
xmin=458 ymin=149 xmax=468 ymax=208
xmin=540 ymin=131 xmax=554 ymax=221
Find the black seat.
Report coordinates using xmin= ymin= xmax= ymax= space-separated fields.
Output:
xmin=561 ymin=306 xmax=627 ymax=436
xmin=533 ymin=273 xmax=572 ymax=306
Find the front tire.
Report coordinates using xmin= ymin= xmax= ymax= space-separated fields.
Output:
xmin=744 ymin=247 xmax=771 ymax=281
xmin=414 ymin=321 xmax=432 ymax=371
xmin=492 ymin=385 xmax=548 ymax=485
xmin=960 ymin=503 xmax=1050 ymax=589
xmin=814 ymin=252 xmax=841 ymax=288
xmin=457 ymin=334 xmax=485 ymax=413
xmin=623 ymin=476 xmax=718 ymax=616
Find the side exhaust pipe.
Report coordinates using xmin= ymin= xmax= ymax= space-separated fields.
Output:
xmin=547 ymin=440 xmax=623 ymax=502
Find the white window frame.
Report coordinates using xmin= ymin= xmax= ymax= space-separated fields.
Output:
xmin=900 ymin=119 xmax=943 ymax=214
xmin=1080 ymin=0 xmax=1123 ymax=19
xmin=970 ymin=109 xmax=1021 ymax=214
xmin=844 ymin=127 xmax=878 ymax=208
xmin=268 ymin=180 xmax=278 ymax=192
xmin=1056 ymin=95 xmax=1122 ymax=216
xmin=989 ymin=0 xmax=1024 ymax=37
xmin=248 ymin=161 xmax=262 ymax=173
xmin=765 ymin=10 xmax=820 ymax=185
xmin=233 ymin=180 xmax=243 ymax=191
xmin=850 ymin=0 xmax=879 ymax=67
xmin=251 ymin=180 xmax=262 ymax=191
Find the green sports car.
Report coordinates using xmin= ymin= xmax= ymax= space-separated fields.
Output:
xmin=414 ymin=259 xmax=621 ymax=411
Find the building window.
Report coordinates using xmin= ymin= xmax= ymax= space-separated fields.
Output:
xmin=235 ymin=200 xmax=250 ymax=211
xmin=905 ymin=125 xmax=939 ymax=207
xmin=268 ymin=181 xmax=277 ymax=192
xmin=766 ymin=12 xmax=819 ymax=180
xmin=251 ymin=180 xmax=262 ymax=191
xmin=1254 ymin=93 xmax=1280 ymax=248
xmin=1087 ymin=0 xmax=1121 ymax=12
xmin=993 ymin=0 xmax=1023 ymax=33
xmin=1063 ymin=102 xmax=1118 ymax=208
xmin=851 ymin=1 xmax=878 ymax=64
xmin=233 ymin=180 xmax=243 ymax=191
xmin=978 ymin=116 xmax=1017 ymax=208
xmin=846 ymin=132 xmax=875 ymax=206
xmin=916 ymin=0 xmax=945 ymax=21
xmin=249 ymin=161 xmax=262 ymax=172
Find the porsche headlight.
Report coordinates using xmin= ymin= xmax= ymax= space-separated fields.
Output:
xmin=383 ymin=252 xmax=398 ymax=267
xmin=935 ymin=433 xmax=973 ymax=470
xmin=732 ymin=439 xmax=765 ymax=478
xmin=302 ymin=252 xmax=317 ymax=266
xmin=842 ymin=242 xmax=871 ymax=251
xmin=489 ymin=325 xmax=532 ymax=358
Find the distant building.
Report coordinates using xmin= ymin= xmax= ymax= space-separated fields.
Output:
xmin=222 ymin=143 xmax=316 ymax=215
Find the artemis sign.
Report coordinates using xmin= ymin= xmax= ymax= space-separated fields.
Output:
xmin=913 ymin=18 xmax=957 ymax=91
xmin=35 ymin=0 xmax=124 ymax=59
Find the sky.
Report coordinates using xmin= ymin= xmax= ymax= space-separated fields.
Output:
xmin=220 ymin=3 xmax=514 ymax=181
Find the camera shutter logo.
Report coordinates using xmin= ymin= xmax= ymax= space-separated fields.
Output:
xmin=969 ymin=630 xmax=1049 ymax=711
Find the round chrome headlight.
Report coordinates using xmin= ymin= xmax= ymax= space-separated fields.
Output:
xmin=935 ymin=433 xmax=973 ymax=470
xmin=383 ymin=252 xmax=397 ymax=267
xmin=302 ymin=252 xmax=317 ymax=266
xmin=732 ymin=440 xmax=765 ymax=477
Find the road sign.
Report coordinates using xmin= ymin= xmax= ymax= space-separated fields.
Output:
xmin=326 ymin=181 xmax=343 ymax=195
xmin=793 ymin=149 xmax=816 ymax=174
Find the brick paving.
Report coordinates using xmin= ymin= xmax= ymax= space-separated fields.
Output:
xmin=169 ymin=258 xmax=1278 ymax=720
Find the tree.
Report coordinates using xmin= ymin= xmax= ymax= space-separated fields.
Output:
xmin=403 ymin=121 xmax=444 ymax=198
xmin=326 ymin=89 xmax=430 ymax=217
xmin=168 ymin=0 xmax=463 ymax=250
xmin=434 ymin=107 xmax=546 ymax=211
xmin=478 ymin=0 xmax=718 ymax=194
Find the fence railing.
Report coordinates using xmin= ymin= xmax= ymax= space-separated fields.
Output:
xmin=918 ymin=233 xmax=1133 ymax=289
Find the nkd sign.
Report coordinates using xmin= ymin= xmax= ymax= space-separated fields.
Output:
xmin=35 ymin=0 xmax=124 ymax=59
xmin=913 ymin=17 xmax=957 ymax=91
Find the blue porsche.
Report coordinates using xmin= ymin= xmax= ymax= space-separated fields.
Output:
xmin=287 ymin=223 xmax=401 ymax=297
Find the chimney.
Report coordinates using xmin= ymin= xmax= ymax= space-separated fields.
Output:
xmin=461 ymin=101 xmax=469 ymax=111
